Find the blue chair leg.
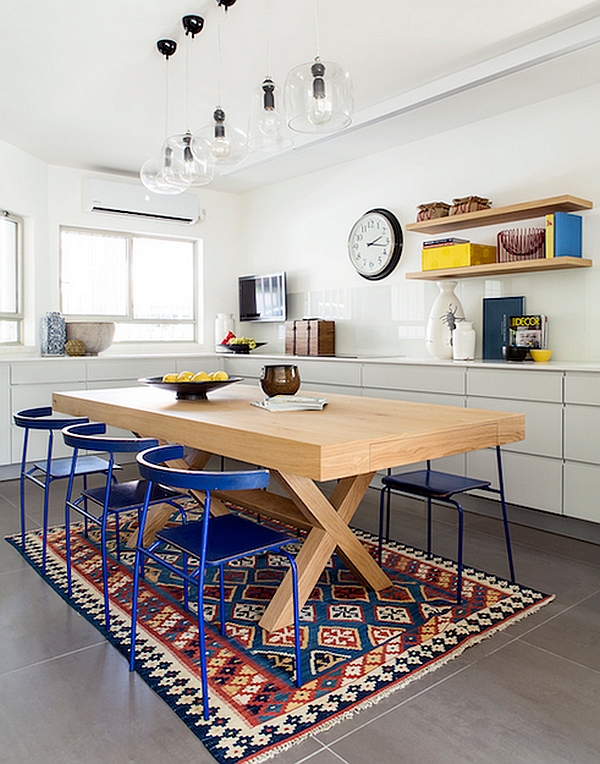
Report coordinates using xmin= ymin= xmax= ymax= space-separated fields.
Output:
xmin=129 ymin=548 xmax=143 ymax=671
xmin=219 ymin=563 xmax=226 ymax=637
xmin=19 ymin=431 xmax=29 ymax=551
xmin=426 ymin=496 xmax=433 ymax=555
xmin=449 ymin=498 xmax=464 ymax=604
xmin=495 ymin=446 xmax=516 ymax=582
xmin=196 ymin=566 xmax=210 ymax=721
xmin=378 ymin=487 xmax=387 ymax=565
xmin=101 ymin=514 xmax=111 ymax=631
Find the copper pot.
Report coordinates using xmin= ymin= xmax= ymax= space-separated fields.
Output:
xmin=259 ymin=364 xmax=301 ymax=397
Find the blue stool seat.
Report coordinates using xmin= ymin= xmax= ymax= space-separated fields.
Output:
xmin=379 ymin=447 xmax=515 ymax=604
xmin=382 ymin=470 xmax=491 ymax=499
xmin=129 ymin=443 xmax=303 ymax=721
xmin=62 ymin=422 xmax=186 ymax=631
xmin=13 ymin=406 xmax=112 ymax=572
xmin=34 ymin=454 xmax=112 ymax=480
xmin=158 ymin=513 xmax=297 ymax=565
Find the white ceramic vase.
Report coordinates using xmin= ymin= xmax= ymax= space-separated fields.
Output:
xmin=425 ymin=281 xmax=465 ymax=359
xmin=453 ymin=320 xmax=476 ymax=360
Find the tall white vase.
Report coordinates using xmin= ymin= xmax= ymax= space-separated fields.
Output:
xmin=425 ymin=281 xmax=465 ymax=359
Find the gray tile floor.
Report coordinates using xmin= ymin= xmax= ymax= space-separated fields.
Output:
xmin=1 ymin=474 xmax=599 ymax=764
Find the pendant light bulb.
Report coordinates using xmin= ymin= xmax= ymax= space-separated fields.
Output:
xmin=307 ymin=59 xmax=333 ymax=126
xmin=193 ymin=107 xmax=249 ymax=166
xmin=211 ymin=109 xmax=232 ymax=160
xmin=247 ymin=78 xmax=293 ymax=152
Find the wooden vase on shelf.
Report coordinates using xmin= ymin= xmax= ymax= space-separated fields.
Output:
xmin=425 ymin=281 xmax=465 ymax=359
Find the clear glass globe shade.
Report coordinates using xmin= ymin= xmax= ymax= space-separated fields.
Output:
xmin=140 ymin=155 xmax=190 ymax=195
xmin=247 ymin=81 xmax=293 ymax=152
xmin=161 ymin=134 xmax=214 ymax=187
xmin=193 ymin=119 xmax=249 ymax=166
xmin=284 ymin=59 xmax=353 ymax=134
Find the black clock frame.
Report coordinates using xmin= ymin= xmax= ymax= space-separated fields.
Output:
xmin=349 ymin=208 xmax=404 ymax=281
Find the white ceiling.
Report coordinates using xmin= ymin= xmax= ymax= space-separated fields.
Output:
xmin=2 ymin=0 xmax=600 ymax=193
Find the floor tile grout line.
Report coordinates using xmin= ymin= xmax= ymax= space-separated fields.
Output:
xmin=0 ymin=641 xmax=108 ymax=679
xmin=511 ymin=586 xmax=600 ymax=639
xmin=518 ymin=640 xmax=600 ymax=676
xmin=313 ymin=659 xmax=476 ymax=747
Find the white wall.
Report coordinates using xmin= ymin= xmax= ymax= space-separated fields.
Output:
xmin=0 ymin=138 xmax=49 ymax=351
xmin=238 ymin=82 xmax=600 ymax=361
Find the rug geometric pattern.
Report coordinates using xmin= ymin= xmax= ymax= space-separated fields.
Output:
xmin=6 ymin=507 xmax=553 ymax=764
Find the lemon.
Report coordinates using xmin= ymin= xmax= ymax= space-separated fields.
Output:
xmin=177 ymin=370 xmax=194 ymax=382
xmin=210 ymin=370 xmax=229 ymax=381
xmin=192 ymin=371 xmax=210 ymax=382
xmin=162 ymin=373 xmax=178 ymax=382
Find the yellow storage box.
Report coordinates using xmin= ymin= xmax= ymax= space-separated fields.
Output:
xmin=422 ymin=243 xmax=497 ymax=271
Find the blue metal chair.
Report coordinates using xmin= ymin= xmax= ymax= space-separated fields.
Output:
xmin=379 ymin=446 xmax=515 ymax=604
xmin=62 ymin=422 xmax=187 ymax=631
xmin=129 ymin=443 xmax=302 ymax=721
xmin=13 ymin=406 xmax=112 ymax=572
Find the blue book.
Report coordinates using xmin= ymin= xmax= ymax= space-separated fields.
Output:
xmin=482 ymin=296 xmax=525 ymax=360
xmin=554 ymin=212 xmax=582 ymax=257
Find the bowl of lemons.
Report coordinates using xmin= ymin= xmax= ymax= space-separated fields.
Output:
xmin=139 ymin=370 xmax=243 ymax=400
xmin=225 ymin=337 xmax=267 ymax=354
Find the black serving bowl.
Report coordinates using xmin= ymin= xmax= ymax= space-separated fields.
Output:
xmin=502 ymin=346 xmax=528 ymax=362
xmin=139 ymin=376 xmax=243 ymax=400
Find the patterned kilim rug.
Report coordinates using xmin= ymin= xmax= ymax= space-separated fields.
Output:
xmin=6 ymin=505 xmax=553 ymax=764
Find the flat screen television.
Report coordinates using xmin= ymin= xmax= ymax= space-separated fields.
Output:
xmin=238 ymin=272 xmax=287 ymax=322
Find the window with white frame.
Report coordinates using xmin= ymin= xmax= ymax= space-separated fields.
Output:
xmin=0 ymin=212 xmax=23 ymax=345
xmin=60 ymin=228 xmax=198 ymax=342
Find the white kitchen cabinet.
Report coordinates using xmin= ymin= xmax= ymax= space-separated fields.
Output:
xmin=467 ymin=448 xmax=563 ymax=514
xmin=467 ymin=395 xmax=562 ymax=458
xmin=563 ymin=461 xmax=600 ymax=523
xmin=564 ymin=405 xmax=600 ymax=464
xmin=362 ymin=363 xmax=464 ymax=395
xmin=564 ymin=372 xmax=600 ymax=405
xmin=466 ymin=367 xmax=562 ymax=402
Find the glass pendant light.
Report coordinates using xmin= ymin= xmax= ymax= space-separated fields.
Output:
xmin=192 ymin=10 xmax=249 ymax=168
xmin=247 ymin=0 xmax=292 ymax=152
xmin=284 ymin=0 xmax=353 ymax=134
xmin=140 ymin=39 xmax=191 ymax=195
xmin=161 ymin=16 xmax=214 ymax=187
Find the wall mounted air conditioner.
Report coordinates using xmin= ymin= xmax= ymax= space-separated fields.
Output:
xmin=83 ymin=179 xmax=199 ymax=225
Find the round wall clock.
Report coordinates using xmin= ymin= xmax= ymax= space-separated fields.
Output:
xmin=347 ymin=208 xmax=403 ymax=280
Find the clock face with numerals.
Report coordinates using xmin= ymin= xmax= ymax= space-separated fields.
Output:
xmin=347 ymin=208 xmax=403 ymax=280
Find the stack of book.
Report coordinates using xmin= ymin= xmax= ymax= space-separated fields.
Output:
xmin=509 ymin=314 xmax=548 ymax=350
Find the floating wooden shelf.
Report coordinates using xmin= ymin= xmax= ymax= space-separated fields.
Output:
xmin=406 ymin=194 xmax=593 ymax=234
xmin=406 ymin=256 xmax=593 ymax=281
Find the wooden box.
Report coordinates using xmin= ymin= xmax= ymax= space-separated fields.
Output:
xmin=285 ymin=320 xmax=335 ymax=356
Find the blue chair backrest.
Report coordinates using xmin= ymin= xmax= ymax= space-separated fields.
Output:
xmin=137 ymin=444 xmax=270 ymax=493
xmin=14 ymin=406 xmax=89 ymax=431
xmin=62 ymin=421 xmax=159 ymax=454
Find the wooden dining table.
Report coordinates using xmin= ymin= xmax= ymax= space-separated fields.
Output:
xmin=52 ymin=382 xmax=525 ymax=632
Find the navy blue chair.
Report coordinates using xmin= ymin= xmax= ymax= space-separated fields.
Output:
xmin=62 ymin=422 xmax=187 ymax=631
xmin=379 ymin=446 xmax=515 ymax=603
xmin=13 ymin=406 xmax=112 ymax=572
xmin=129 ymin=443 xmax=302 ymax=721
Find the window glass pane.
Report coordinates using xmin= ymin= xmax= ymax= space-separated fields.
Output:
xmin=61 ymin=230 xmax=128 ymax=316
xmin=114 ymin=323 xmax=194 ymax=342
xmin=0 ymin=218 xmax=17 ymax=313
xmin=131 ymin=237 xmax=195 ymax=320
xmin=0 ymin=320 xmax=18 ymax=344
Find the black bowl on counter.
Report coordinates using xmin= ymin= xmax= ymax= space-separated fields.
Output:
xmin=502 ymin=345 xmax=528 ymax=362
